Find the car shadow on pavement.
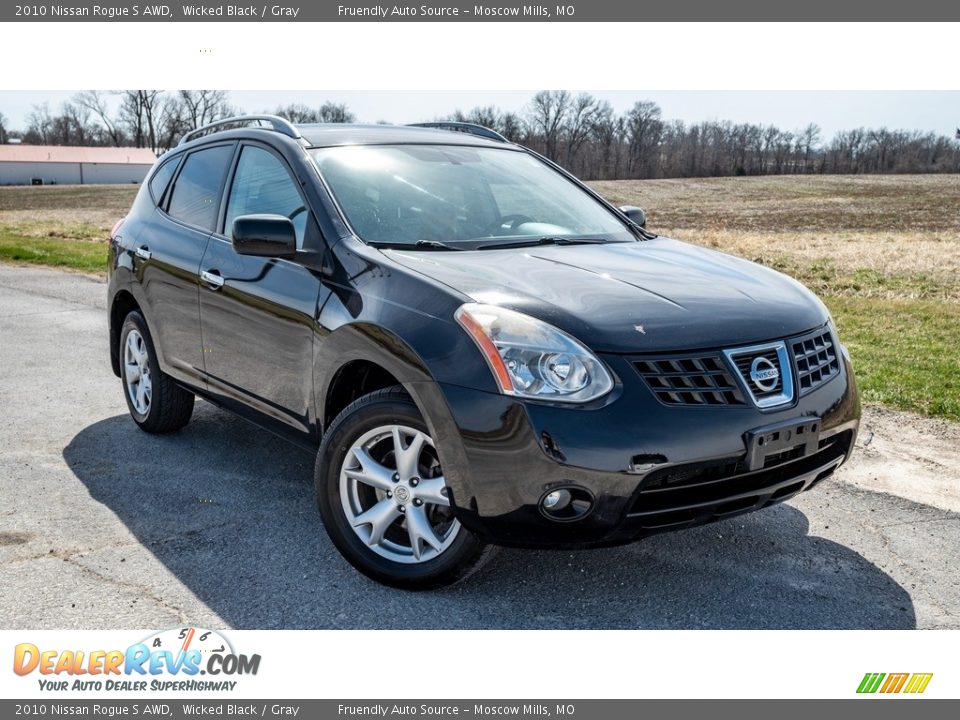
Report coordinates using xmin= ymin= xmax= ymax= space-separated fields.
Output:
xmin=63 ymin=402 xmax=916 ymax=630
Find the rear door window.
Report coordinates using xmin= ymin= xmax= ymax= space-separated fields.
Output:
xmin=166 ymin=144 xmax=234 ymax=231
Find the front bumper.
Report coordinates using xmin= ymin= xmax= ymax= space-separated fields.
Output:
xmin=432 ymin=349 xmax=860 ymax=549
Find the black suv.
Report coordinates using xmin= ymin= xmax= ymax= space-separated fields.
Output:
xmin=108 ymin=116 xmax=860 ymax=588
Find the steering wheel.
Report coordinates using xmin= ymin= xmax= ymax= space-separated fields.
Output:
xmin=487 ymin=214 xmax=535 ymax=234
xmin=288 ymin=206 xmax=307 ymax=221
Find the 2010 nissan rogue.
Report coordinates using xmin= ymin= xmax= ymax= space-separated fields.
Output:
xmin=107 ymin=116 xmax=860 ymax=588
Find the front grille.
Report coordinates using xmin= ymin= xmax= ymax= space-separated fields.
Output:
xmin=633 ymin=325 xmax=842 ymax=408
xmin=634 ymin=355 xmax=745 ymax=406
xmin=728 ymin=347 xmax=784 ymax=401
xmin=792 ymin=329 xmax=840 ymax=395
xmin=627 ymin=430 xmax=853 ymax=531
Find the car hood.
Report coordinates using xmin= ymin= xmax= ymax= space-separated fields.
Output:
xmin=383 ymin=237 xmax=829 ymax=353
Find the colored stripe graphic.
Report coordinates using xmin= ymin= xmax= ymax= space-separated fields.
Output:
xmin=857 ymin=673 xmax=885 ymax=693
xmin=857 ymin=672 xmax=932 ymax=694
xmin=904 ymin=673 xmax=933 ymax=694
xmin=880 ymin=673 xmax=909 ymax=693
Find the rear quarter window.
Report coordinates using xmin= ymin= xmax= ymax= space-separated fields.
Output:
xmin=147 ymin=156 xmax=180 ymax=205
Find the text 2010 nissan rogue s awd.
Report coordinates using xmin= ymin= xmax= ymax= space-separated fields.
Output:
xmin=107 ymin=116 xmax=860 ymax=588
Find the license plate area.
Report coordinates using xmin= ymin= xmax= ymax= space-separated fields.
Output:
xmin=743 ymin=417 xmax=821 ymax=471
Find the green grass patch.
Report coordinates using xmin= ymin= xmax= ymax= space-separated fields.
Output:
xmin=767 ymin=258 xmax=956 ymax=300
xmin=828 ymin=296 xmax=960 ymax=421
xmin=0 ymin=221 xmax=109 ymax=243
xmin=0 ymin=184 xmax=138 ymax=213
xmin=0 ymin=233 xmax=107 ymax=274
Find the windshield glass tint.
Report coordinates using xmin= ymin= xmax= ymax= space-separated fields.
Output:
xmin=310 ymin=145 xmax=633 ymax=246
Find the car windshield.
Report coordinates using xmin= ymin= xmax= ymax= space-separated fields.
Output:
xmin=310 ymin=144 xmax=635 ymax=249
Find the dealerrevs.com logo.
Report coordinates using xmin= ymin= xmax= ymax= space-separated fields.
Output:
xmin=13 ymin=627 xmax=261 ymax=693
xmin=857 ymin=673 xmax=933 ymax=694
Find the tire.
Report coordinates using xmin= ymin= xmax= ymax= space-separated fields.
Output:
xmin=119 ymin=311 xmax=194 ymax=434
xmin=315 ymin=386 xmax=494 ymax=590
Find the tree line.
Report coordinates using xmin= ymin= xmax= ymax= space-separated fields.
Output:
xmin=456 ymin=92 xmax=960 ymax=178
xmin=1 ymin=90 xmax=957 ymax=179
xmin=0 ymin=91 xmax=356 ymax=154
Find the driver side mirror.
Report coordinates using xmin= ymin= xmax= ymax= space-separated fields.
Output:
xmin=231 ymin=214 xmax=297 ymax=258
xmin=619 ymin=205 xmax=647 ymax=228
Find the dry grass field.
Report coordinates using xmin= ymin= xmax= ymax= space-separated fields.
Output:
xmin=0 ymin=184 xmax=137 ymax=272
xmin=1 ymin=175 xmax=958 ymax=419
xmin=595 ymin=175 xmax=960 ymax=420
xmin=594 ymin=174 xmax=960 ymax=300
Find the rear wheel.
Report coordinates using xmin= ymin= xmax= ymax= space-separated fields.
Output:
xmin=119 ymin=311 xmax=194 ymax=433
xmin=315 ymin=386 xmax=493 ymax=589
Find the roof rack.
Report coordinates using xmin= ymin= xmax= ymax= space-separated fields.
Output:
xmin=179 ymin=114 xmax=302 ymax=146
xmin=407 ymin=122 xmax=509 ymax=143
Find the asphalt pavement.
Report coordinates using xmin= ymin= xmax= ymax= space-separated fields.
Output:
xmin=1 ymin=264 xmax=958 ymax=629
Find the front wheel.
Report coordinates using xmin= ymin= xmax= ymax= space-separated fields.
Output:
xmin=315 ymin=386 xmax=493 ymax=589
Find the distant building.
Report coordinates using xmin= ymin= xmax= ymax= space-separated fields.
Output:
xmin=0 ymin=145 xmax=157 ymax=186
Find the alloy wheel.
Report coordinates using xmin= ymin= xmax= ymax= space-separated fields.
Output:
xmin=123 ymin=329 xmax=152 ymax=415
xmin=339 ymin=424 xmax=460 ymax=564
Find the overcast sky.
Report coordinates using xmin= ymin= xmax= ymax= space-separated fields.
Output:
xmin=2 ymin=90 xmax=959 ymax=138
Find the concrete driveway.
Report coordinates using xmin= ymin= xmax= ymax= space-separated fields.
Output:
xmin=1 ymin=265 xmax=958 ymax=629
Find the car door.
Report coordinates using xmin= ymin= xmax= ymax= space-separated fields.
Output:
xmin=136 ymin=142 xmax=235 ymax=385
xmin=198 ymin=141 xmax=326 ymax=435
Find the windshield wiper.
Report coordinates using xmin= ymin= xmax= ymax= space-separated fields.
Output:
xmin=477 ymin=236 xmax=612 ymax=250
xmin=372 ymin=240 xmax=463 ymax=251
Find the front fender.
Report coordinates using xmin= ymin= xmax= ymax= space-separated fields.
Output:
xmin=313 ymin=323 xmax=476 ymax=512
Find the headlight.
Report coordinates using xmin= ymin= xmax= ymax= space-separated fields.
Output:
xmin=454 ymin=303 xmax=614 ymax=403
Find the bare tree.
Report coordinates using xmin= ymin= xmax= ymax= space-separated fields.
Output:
xmin=526 ymin=90 xmax=572 ymax=160
xmin=589 ymin=100 xmax=618 ymax=179
xmin=74 ymin=91 xmax=125 ymax=146
xmin=118 ymin=90 xmax=165 ymax=149
xmin=500 ymin=112 xmax=524 ymax=142
xmin=564 ymin=93 xmax=601 ymax=172
xmin=20 ymin=101 xmax=104 ymax=145
xmin=178 ymin=90 xmax=234 ymax=129
xmin=275 ymin=101 xmax=355 ymax=124
xmin=24 ymin=103 xmax=53 ymax=144
xmin=317 ymin=102 xmax=356 ymax=123
xmin=275 ymin=103 xmax=320 ymax=123
xmin=155 ymin=94 xmax=190 ymax=151
xmin=450 ymin=105 xmax=501 ymax=129
xmin=447 ymin=105 xmax=523 ymax=141
xmin=0 ymin=111 xmax=8 ymax=144
xmin=798 ymin=123 xmax=821 ymax=173
xmin=624 ymin=101 xmax=662 ymax=177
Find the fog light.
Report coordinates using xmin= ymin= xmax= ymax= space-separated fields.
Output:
xmin=539 ymin=486 xmax=594 ymax=522
xmin=542 ymin=489 xmax=572 ymax=511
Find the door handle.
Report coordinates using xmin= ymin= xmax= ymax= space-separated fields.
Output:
xmin=135 ymin=246 xmax=151 ymax=261
xmin=200 ymin=269 xmax=224 ymax=289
